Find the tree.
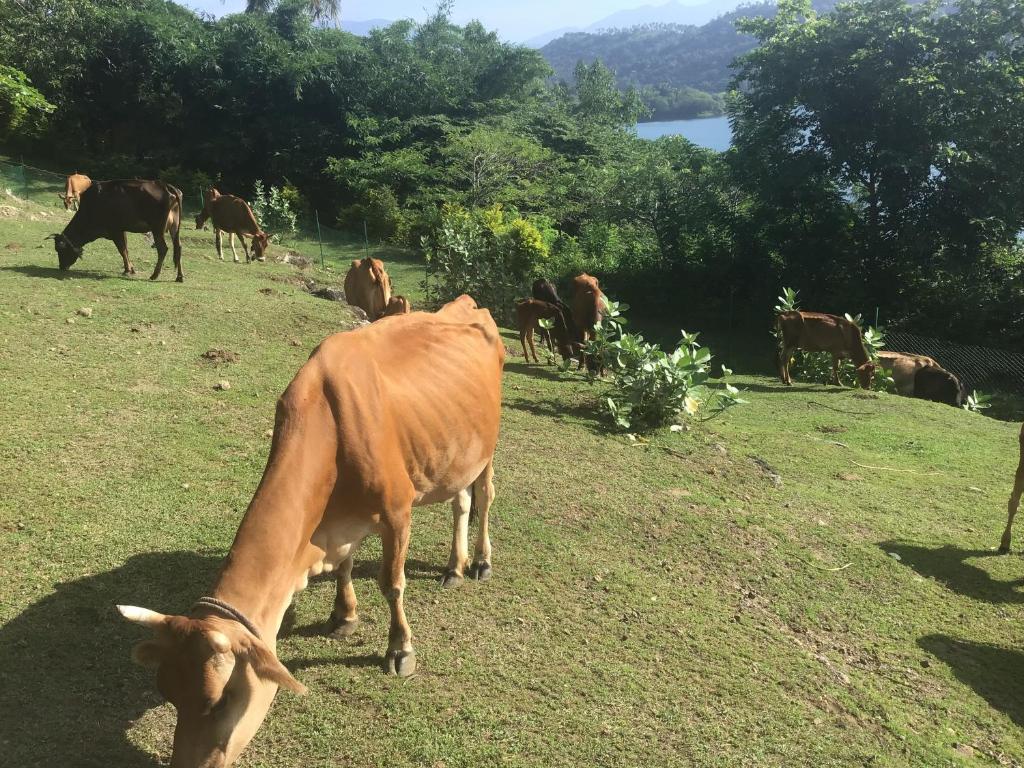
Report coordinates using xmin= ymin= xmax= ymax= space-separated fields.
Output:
xmin=244 ymin=0 xmax=340 ymax=24
xmin=0 ymin=65 xmax=53 ymax=141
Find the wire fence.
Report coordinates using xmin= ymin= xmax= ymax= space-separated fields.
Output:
xmin=886 ymin=329 xmax=1024 ymax=394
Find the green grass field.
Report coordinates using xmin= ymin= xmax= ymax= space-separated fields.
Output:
xmin=1 ymin=189 xmax=1022 ymax=767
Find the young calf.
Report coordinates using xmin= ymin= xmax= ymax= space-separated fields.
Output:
xmin=195 ymin=188 xmax=269 ymax=263
xmin=516 ymin=298 xmax=574 ymax=364
xmin=876 ymin=351 xmax=939 ymax=396
xmin=776 ymin=310 xmax=874 ymax=388
xmin=999 ymin=424 xmax=1024 ymax=553
xmin=59 ymin=173 xmax=92 ymax=211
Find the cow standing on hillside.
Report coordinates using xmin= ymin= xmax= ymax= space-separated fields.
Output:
xmin=59 ymin=173 xmax=91 ymax=211
xmin=532 ymin=278 xmax=574 ymax=352
xmin=571 ymin=273 xmax=605 ymax=373
xmin=776 ymin=310 xmax=874 ymax=389
xmin=116 ymin=295 xmax=504 ymax=767
xmin=344 ymin=257 xmax=392 ymax=320
xmin=195 ymin=188 xmax=269 ymax=263
xmin=999 ymin=424 xmax=1024 ymax=553
xmin=48 ymin=179 xmax=184 ymax=281
xmin=516 ymin=298 xmax=575 ymax=364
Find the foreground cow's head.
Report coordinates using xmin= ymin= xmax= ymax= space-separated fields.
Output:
xmin=252 ymin=232 xmax=270 ymax=261
xmin=855 ymin=362 xmax=876 ymax=390
xmin=117 ymin=605 xmax=306 ymax=768
xmin=48 ymin=233 xmax=83 ymax=270
xmin=382 ymin=295 xmax=411 ymax=317
xmin=195 ymin=211 xmax=209 ymax=230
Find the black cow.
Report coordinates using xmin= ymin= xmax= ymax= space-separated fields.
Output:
xmin=48 ymin=180 xmax=184 ymax=282
xmin=914 ymin=365 xmax=966 ymax=407
xmin=531 ymin=278 xmax=574 ymax=352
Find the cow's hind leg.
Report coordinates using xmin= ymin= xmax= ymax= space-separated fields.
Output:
xmin=469 ymin=461 xmax=496 ymax=581
xmin=1000 ymin=466 xmax=1024 ymax=553
xmin=330 ymin=553 xmax=360 ymax=637
xmin=171 ymin=227 xmax=183 ymax=282
xmin=379 ymin=511 xmax=415 ymax=677
xmin=830 ymin=355 xmax=843 ymax=386
xmin=112 ymin=231 xmax=135 ymax=275
xmin=442 ymin=489 xmax=471 ymax=588
xmin=149 ymin=231 xmax=168 ymax=281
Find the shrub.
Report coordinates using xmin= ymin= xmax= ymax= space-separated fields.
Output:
xmin=251 ymin=180 xmax=298 ymax=241
xmin=338 ymin=187 xmax=410 ymax=245
xmin=422 ymin=204 xmax=549 ymax=323
xmin=586 ymin=299 xmax=744 ymax=432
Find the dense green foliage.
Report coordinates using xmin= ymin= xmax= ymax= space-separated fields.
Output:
xmin=0 ymin=0 xmax=1020 ymax=348
xmin=0 ymin=64 xmax=53 ymax=141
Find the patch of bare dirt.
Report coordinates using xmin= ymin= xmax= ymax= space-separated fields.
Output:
xmin=200 ymin=348 xmax=239 ymax=365
xmin=815 ymin=424 xmax=848 ymax=434
xmin=6 ymin=242 xmax=21 ymax=250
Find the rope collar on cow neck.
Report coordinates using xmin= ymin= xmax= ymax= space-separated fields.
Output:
xmin=191 ymin=596 xmax=263 ymax=641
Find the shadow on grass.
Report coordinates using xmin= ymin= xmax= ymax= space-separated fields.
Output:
xmin=0 ymin=550 xmax=221 ymax=766
xmin=880 ymin=541 xmax=1024 ymax=604
xmin=740 ymin=381 xmax=858 ymax=394
xmin=503 ymin=360 xmax=571 ymax=382
xmin=504 ymin=394 xmax=608 ymax=435
xmin=0 ymin=263 xmax=111 ymax=281
xmin=918 ymin=634 xmax=1024 ymax=726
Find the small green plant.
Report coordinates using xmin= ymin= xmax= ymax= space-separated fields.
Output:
xmin=537 ymin=317 xmax=557 ymax=364
xmin=585 ymin=298 xmax=744 ymax=431
xmin=251 ymin=180 xmax=298 ymax=241
xmin=963 ymin=390 xmax=992 ymax=413
xmin=775 ymin=287 xmax=799 ymax=314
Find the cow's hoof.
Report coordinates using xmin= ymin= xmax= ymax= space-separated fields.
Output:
xmin=149 ymin=273 xmax=159 ymax=281
xmin=469 ymin=562 xmax=492 ymax=582
xmin=175 ymin=275 xmax=184 ymax=283
xmin=329 ymin=617 xmax=360 ymax=639
xmin=385 ymin=649 xmax=416 ymax=677
xmin=998 ymin=544 xmax=1011 ymax=555
xmin=441 ymin=570 xmax=463 ymax=589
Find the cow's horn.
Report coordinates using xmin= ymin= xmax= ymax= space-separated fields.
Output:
xmin=43 ymin=234 xmax=58 ymax=241
xmin=117 ymin=605 xmax=169 ymax=627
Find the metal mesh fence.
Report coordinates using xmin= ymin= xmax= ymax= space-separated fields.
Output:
xmin=885 ymin=330 xmax=1024 ymax=394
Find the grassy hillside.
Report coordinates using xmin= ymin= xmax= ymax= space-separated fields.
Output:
xmin=1 ymin=190 xmax=1022 ymax=767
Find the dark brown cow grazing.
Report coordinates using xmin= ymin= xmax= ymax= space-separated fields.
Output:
xmin=532 ymin=278 xmax=574 ymax=352
xmin=516 ymin=298 xmax=574 ymax=363
xmin=999 ymin=424 xmax=1024 ymax=553
xmin=382 ymin=295 xmax=411 ymax=317
xmin=570 ymin=273 xmax=605 ymax=373
xmin=48 ymin=179 xmax=184 ymax=281
xmin=59 ymin=173 xmax=91 ymax=211
xmin=913 ymin=364 xmax=966 ymax=407
xmin=117 ymin=295 xmax=504 ymax=768
xmin=776 ymin=311 xmax=873 ymax=389
xmin=195 ymin=188 xmax=269 ymax=263
xmin=344 ymin=257 xmax=392 ymax=320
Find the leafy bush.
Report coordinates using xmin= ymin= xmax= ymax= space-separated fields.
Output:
xmin=251 ymin=180 xmax=298 ymax=241
xmin=338 ymin=187 xmax=411 ymax=245
xmin=0 ymin=65 xmax=53 ymax=141
xmin=586 ymin=299 xmax=745 ymax=432
xmin=422 ymin=204 xmax=550 ymax=323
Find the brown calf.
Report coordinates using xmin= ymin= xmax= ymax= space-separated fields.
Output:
xmin=382 ymin=295 xmax=411 ymax=317
xmin=195 ymin=188 xmax=269 ymax=263
xmin=516 ymin=298 xmax=574 ymax=364
xmin=59 ymin=173 xmax=91 ymax=211
xmin=876 ymin=351 xmax=939 ymax=396
xmin=776 ymin=311 xmax=873 ymax=389
xmin=1000 ymin=424 xmax=1024 ymax=553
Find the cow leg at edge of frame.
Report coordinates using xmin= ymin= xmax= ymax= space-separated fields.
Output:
xmin=215 ymin=229 xmax=224 ymax=261
xmin=1000 ymin=467 xmax=1024 ymax=553
xmin=172 ymin=229 xmax=184 ymax=283
xmin=229 ymin=233 xmax=240 ymax=264
xmin=329 ymin=553 xmax=360 ymax=638
xmin=468 ymin=460 xmax=495 ymax=582
xmin=240 ymin=234 xmax=251 ymax=263
xmin=442 ymin=488 xmax=471 ymax=588
xmin=379 ymin=512 xmax=416 ymax=677
xmin=519 ymin=329 xmax=531 ymax=364
xmin=112 ymin=231 xmax=135 ymax=275
xmin=830 ymin=355 xmax=842 ymax=386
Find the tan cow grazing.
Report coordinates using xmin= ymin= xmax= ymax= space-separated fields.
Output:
xmin=877 ymin=351 xmax=939 ymax=395
xmin=776 ymin=310 xmax=874 ymax=389
xmin=59 ymin=173 xmax=91 ymax=210
xmin=195 ymin=188 xmax=270 ymax=263
xmin=999 ymin=424 xmax=1024 ymax=553
xmin=117 ymin=295 xmax=504 ymax=768
xmin=382 ymin=295 xmax=411 ymax=317
xmin=344 ymin=256 xmax=392 ymax=320
xmin=571 ymin=273 xmax=605 ymax=373
xmin=516 ymin=298 xmax=574 ymax=364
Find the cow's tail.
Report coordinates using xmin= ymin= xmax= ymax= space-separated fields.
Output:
xmin=166 ymin=185 xmax=183 ymax=238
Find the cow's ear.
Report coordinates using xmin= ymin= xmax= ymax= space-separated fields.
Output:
xmin=131 ymin=640 xmax=166 ymax=668
xmin=241 ymin=638 xmax=307 ymax=695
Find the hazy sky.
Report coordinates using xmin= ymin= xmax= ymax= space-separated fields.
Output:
xmin=176 ymin=0 xmax=681 ymax=41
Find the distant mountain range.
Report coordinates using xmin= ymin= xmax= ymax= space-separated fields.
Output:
xmin=524 ymin=0 xmax=745 ymax=47
xmin=331 ymin=18 xmax=391 ymax=36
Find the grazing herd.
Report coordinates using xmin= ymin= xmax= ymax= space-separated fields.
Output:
xmin=24 ymin=171 xmax=1017 ymax=768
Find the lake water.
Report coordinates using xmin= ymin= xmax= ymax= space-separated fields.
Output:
xmin=635 ymin=116 xmax=732 ymax=151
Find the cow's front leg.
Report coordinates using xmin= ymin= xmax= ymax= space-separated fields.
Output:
xmin=1000 ymin=467 xmax=1024 ymax=553
xmin=830 ymin=355 xmax=843 ymax=386
xmin=330 ymin=554 xmax=360 ymax=637
xmin=442 ymin=489 xmax=471 ymax=588
xmin=229 ymin=233 xmax=240 ymax=263
xmin=215 ymin=229 xmax=224 ymax=261
xmin=379 ymin=512 xmax=415 ymax=677
xmin=112 ymin=231 xmax=135 ymax=275
xmin=469 ymin=461 xmax=495 ymax=581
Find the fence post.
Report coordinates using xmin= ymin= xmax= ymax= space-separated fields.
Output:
xmin=875 ymin=307 xmax=879 ymax=328
xmin=363 ymin=220 xmax=370 ymax=259
xmin=315 ymin=209 xmax=325 ymax=269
